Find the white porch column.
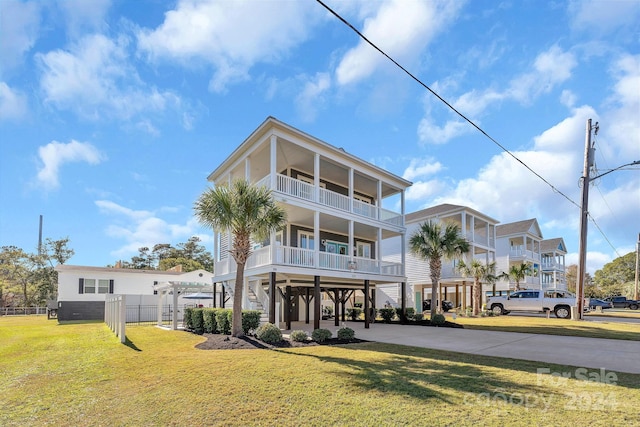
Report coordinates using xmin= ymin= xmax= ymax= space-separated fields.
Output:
xmin=349 ymin=220 xmax=354 ymax=260
xmin=245 ymin=157 xmax=251 ymax=181
xmin=401 ymin=233 xmax=406 ymax=276
xmin=314 ymin=210 xmax=320 ymax=268
xmin=348 ymin=168 xmax=354 ymax=212
xmin=314 ymin=153 xmax=320 ymax=202
xmin=157 ymin=290 xmax=163 ymax=327
xmin=377 ymin=180 xmax=382 ymax=220
xmin=270 ymin=135 xmax=277 ymax=189
xmin=377 ymin=227 xmax=382 ymax=264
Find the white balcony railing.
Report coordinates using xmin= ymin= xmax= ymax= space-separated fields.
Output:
xmin=257 ymin=174 xmax=402 ymax=226
xmin=214 ymin=244 xmax=403 ymax=278
xmin=509 ymin=247 xmax=541 ymax=261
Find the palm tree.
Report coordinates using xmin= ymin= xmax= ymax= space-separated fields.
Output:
xmin=409 ymin=221 xmax=469 ymax=318
xmin=194 ymin=179 xmax=287 ymax=337
xmin=502 ymin=262 xmax=535 ymax=291
xmin=457 ymin=259 xmax=497 ymax=315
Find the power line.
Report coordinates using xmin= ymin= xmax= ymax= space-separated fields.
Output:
xmin=316 ymin=0 xmax=581 ymax=210
xmin=317 ymin=0 xmax=632 ymax=255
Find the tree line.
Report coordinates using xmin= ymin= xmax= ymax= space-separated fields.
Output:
xmin=0 ymin=236 xmax=213 ymax=307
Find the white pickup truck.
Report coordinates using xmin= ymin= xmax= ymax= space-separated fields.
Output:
xmin=487 ymin=289 xmax=576 ymax=319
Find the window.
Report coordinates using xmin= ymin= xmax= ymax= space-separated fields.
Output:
xmin=299 ymin=231 xmax=314 ymax=250
xmin=98 ymin=279 xmax=109 ymax=294
xmin=84 ymin=279 xmax=96 ymax=293
xmin=356 ymin=242 xmax=371 ymax=258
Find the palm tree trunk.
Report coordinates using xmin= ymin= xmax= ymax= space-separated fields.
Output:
xmin=232 ymin=263 xmax=245 ymax=337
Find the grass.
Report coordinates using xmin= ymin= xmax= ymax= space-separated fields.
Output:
xmin=586 ymin=309 xmax=640 ymax=319
xmin=450 ymin=313 xmax=640 ymax=341
xmin=1 ymin=316 xmax=639 ymax=426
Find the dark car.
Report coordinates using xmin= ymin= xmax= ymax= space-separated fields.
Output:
xmin=423 ymin=300 xmax=454 ymax=312
xmin=587 ymin=299 xmax=613 ymax=310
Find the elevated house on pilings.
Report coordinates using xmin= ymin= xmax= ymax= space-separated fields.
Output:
xmin=208 ymin=117 xmax=411 ymax=330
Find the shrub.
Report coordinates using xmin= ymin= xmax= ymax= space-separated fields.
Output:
xmin=203 ymin=308 xmax=218 ymax=333
xmin=337 ymin=327 xmax=355 ymax=340
xmin=191 ymin=308 xmax=205 ymax=335
xmin=242 ymin=310 xmax=262 ymax=335
xmin=215 ymin=309 xmax=232 ymax=335
xmin=183 ymin=308 xmax=193 ymax=330
xmin=290 ymin=330 xmax=308 ymax=342
xmin=346 ymin=308 xmax=362 ymax=321
xmin=256 ymin=323 xmax=283 ymax=344
xmin=311 ymin=328 xmax=332 ymax=343
xmin=378 ymin=308 xmax=396 ymax=323
xmin=431 ymin=313 xmax=446 ymax=326
xmin=405 ymin=307 xmax=416 ymax=321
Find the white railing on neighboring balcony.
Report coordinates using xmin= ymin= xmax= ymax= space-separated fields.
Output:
xmin=257 ymin=173 xmax=403 ymax=226
xmin=541 ymin=261 xmax=565 ymax=271
xmin=509 ymin=248 xmax=541 ymax=261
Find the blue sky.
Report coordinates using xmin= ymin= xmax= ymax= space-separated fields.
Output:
xmin=1 ymin=0 xmax=638 ymax=274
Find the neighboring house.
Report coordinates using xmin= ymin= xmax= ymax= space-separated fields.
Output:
xmin=379 ymin=204 xmax=499 ymax=312
xmin=208 ymin=117 xmax=411 ymax=329
xmin=495 ymin=219 xmax=543 ymax=291
xmin=540 ymin=237 xmax=567 ymax=290
xmin=56 ymin=265 xmax=214 ymax=321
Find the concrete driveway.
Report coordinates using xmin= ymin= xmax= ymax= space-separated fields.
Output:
xmin=283 ymin=320 xmax=640 ymax=374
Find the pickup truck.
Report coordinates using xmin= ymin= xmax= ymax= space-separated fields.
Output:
xmin=487 ymin=289 xmax=576 ymax=319
xmin=603 ymin=296 xmax=639 ymax=310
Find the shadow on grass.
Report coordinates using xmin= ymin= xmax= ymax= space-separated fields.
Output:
xmin=278 ymin=340 xmax=640 ymax=404
xmin=124 ymin=336 xmax=142 ymax=351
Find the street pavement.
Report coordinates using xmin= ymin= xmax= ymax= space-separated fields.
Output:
xmin=283 ymin=320 xmax=640 ymax=374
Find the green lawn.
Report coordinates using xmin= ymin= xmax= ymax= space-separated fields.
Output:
xmin=1 ymin=316 xmax=638 ymax=426
xmin=450 ymin=313 xmax=640 ymax=341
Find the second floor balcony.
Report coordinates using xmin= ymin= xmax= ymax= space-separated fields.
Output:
xmin=256 ymin=174 xmax=403 ymax=227
xmin=509 ymin=247 xmax=541 ymax=262
xmin=215 ymin=244 xmax=403 ymax=279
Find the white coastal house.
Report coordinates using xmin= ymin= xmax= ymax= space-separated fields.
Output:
xmin=208 ymin=117 xmax=411 ymax=329
xmin=55 ymin=265 xmax=215 ymax=321
xmin=379 ymin=203 xmax=499 ymax=312
xmin=540 ymin=237 xmax=567 ymax=290
xmin=494 ymin=218 xmax=543 ymax=291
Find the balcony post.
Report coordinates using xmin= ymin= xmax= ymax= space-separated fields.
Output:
xmin=270 ymin=135 xmax=277 ymax=189
xmin=314 ymin=153 xmax=320 ymax=202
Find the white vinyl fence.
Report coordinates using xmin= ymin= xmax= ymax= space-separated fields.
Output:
xmin=105 ymin=295 xmax=126 ymax=343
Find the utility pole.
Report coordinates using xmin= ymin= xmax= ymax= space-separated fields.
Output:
xmin=634 ymin=233 xmax=639 ymax=301
xmin=575 ymin=119 xmax=597 ymax=320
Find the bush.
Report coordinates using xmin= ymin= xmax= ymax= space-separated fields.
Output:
xmin=203 ymin=308 xmax=218 ymax=333
xmin=337 ymin=327 xmax=355 ymax=340
xmin=290 ymin=330 xmax=308 ymax=342
xmin=430 ymin=313 xmax=446 ymax=326
xmin=311 ymin=328 xmax=332 ymax=343
xmin=191 ymin=308 xmax=205 ymax=335
xmin=183 ymin=308 xmax=193 ymax=330
xmin=405 ymin=307 xmax=416 ymax=321
xmin=242 ymin=310 xmax=262 ymax=335
xmin=256 ymin=323 xmax=283 ymax=344
xmin=346 ymin=308 xmax=362 ymax=321
xmin=215 ymin=309 xmax=232 ymax=335
xmin=378 ymin=308 xmax=396 ymax=323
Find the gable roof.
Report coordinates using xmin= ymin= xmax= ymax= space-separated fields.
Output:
xmin=496 ymin=218 xmax=542 ymax=238
xmin=405 ymin=203 xmax=499 ymax=224
xmin=541 ymin=237 xmax=566 ymax=253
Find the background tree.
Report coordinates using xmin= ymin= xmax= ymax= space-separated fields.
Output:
xmin=593 ymin=252 xmax=635 ymax=297
xmin=501 ymin=262 xmax=535 ymax=291
xmin=409 ymin=221 xmax=469 ymax=318
xmin=194 ymin=180 xmax=286 ymax=337
xmin=457 ymin=259 xmax=497 ymax=315
xmin=0 ymin=238 xmax=73 ymax=306
xmin=112 ymin=237 xmax=214 ymax=273
xmin=566 ymin=264 xmax=598 ymax=297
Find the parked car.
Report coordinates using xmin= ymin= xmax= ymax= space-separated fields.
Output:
xmin=486 ymin=289 xmax=576 ymax=319
xmin=587 ymin=298 xmax=613 ymax=310
xmin=603 ymin=296 xmax=639 ymax=310
xmin=423 ymin=300 xmax=454 ymax=312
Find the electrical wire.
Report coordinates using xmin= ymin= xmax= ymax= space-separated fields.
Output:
xmin=316 ymin=0 xmax=631 ymax=255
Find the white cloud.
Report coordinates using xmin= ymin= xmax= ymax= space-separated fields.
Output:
xmin=295 ymin=72 xmax=331 ymax=122
xmin=57 ymin=0 xmax=111 ymax=38
xmin=36 ymin=140 xmax=106 ymax=190
xmin=568 ymin=0 xmax=640 ymax=34
xmin=402 ymin=157 xmax=443 ymax=181
xmin=0 ymin=0 xmax=40 ymax=75
xmin=36 ymin=34 xmax=183 ymax=126
xmin=0 ymin=81 xmax=27 ymax=121
xmin=136 ymin=0 xmax=317 ymax=92
xmin=419 ymin=45 xmax=577 ymax=145
xmin=95 ymin=200 xmax=198 ymax=257
xmin=566 ymin=251 xmax=612 ymax=275
xmin=335 ymin=0 xmax=462 ymax=86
